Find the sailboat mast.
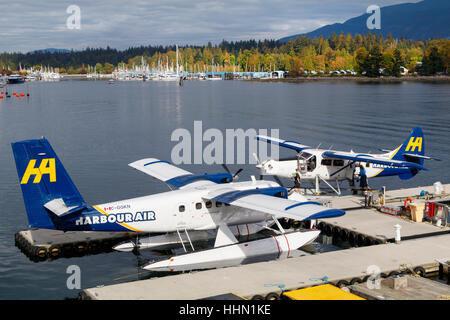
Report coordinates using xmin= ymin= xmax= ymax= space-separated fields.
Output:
xmin=176 ymin=45 xmax=179 ymax=76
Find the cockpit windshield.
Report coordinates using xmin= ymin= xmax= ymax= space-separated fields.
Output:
xmin=298 ymin=151 xmax=313 ymax=160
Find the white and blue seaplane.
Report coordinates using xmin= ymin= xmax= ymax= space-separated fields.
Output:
xmin=12 ymin=138 xmax=345 ymax=272
xmin=255 ymin=127 xmax=440 ymax=195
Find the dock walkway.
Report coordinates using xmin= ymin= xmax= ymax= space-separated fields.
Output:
xmin=316 ymin=184 xmax=450 ymax=245
xmin=82 ymin=234 xmax=450 ymax=300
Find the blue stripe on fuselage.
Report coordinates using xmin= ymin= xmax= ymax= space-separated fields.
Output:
xmin=372 ymin=167 xmax=410 ymax=178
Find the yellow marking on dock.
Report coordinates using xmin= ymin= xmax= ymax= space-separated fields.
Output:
xmin=283 ymin=284 xmax=365 ymax=300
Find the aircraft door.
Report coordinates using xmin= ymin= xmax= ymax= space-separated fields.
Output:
xmin=307 ymin=156 xmax=317 ymax=172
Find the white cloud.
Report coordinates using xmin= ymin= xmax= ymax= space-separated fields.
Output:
xmin=0 ymin=0 xmax=422 ymax=52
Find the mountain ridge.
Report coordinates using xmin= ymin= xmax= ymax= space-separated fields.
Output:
xmin=28 ymin=48 xmax=71 ymax=54
xmin=280 ymin=0 xmax=450 ymax=42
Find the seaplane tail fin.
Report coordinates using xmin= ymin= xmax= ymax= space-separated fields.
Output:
xmin=390 ymin=127 xmax=425 ymax=180
xmin=11 ymin=138 xmax=87 ymax=229
xmin=391 ymin=127 xmax=425 ymax=163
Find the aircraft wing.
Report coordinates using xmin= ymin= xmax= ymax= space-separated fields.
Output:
xmin=322 ymin=151 xmax=427 ymax=170
xmin=129 ymin=158 xmax=232 ymax=189
xmin=204 ymin=188 xmax=345 ymax=221
xmin=256 ymin=135 xmax=310 ymax=152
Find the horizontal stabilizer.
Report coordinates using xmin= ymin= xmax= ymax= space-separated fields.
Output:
xmin=44 ymin=198 xmax=86 ymax=217
xmin=402 ymin=153 xmax=441 ymax=161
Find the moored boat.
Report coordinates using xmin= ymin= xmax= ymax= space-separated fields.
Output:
xmin=7 ymin=74 xmax=25 ymax=84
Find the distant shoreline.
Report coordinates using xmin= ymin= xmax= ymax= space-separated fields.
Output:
xmin=61 ymin=74 xmax=87 ymax=78
xmin=253 ymin=75 xmax=450 ymax=83
xmin=59 ymin=74 xmax=450 ymax=83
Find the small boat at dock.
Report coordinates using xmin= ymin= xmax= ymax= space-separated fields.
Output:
xmin=7 ymin=74 xmax=25 ymax=84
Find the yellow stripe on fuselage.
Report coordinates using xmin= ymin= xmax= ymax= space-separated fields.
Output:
xmin=371 ymin=145 xmax=401 ymax=178
xmin=93 ymin=205 xmax=143 ymax=232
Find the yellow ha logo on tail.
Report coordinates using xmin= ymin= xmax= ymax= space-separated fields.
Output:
xmin=21 ymin=158 xmax=56 ymax=184
xmin=405 ymin=137 xmax=422 ymax=152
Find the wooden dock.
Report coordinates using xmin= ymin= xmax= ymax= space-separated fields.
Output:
xmin=317 ymin=207 xmax=449 ymax=243
xmin=81 ymin=233 xmax=450 ymax=300
xmin=350 ymin=275 xmax=450 ymax=300
xmin=316 ymin=184 xmax=450 ymax=246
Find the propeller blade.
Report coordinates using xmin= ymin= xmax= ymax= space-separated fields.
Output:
xmin=221 ymin=164 xmax=231 ymax=174
xmin=222 ymin=164 xmax=243 ymax=181
xmin=233 ymin=168 xmax=243 ymax=178
xmin=273 ymin=175 xmax=284 ymax=187
xmin=252 ymin=153 xmax=260 ymax=164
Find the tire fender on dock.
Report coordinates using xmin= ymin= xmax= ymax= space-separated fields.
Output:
xmin=265 ymin=292 xmax=280 ymax=300
xmin=335 ymin=280 xmax=350 ymax=288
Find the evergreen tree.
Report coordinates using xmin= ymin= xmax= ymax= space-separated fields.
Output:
xmin=365 ymin=45 xmax=382 ymax=77
xmin=421 ymin=46 xmax=444 ymax=75
xmin=392 ymin=49 xmax=403 ymax=77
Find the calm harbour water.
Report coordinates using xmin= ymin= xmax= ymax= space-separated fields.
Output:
xmin=0 ymin=79 xmax=449 ymax=299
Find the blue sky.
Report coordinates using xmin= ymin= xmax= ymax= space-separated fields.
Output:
xmin=0 ymin=0 xmax=420 ymax=52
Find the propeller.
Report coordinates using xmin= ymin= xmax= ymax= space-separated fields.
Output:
xmin=273 ymin=175 xmax=284 ymax=187
xmin=274 ymin=174 xmax=297 ymax=191
xmin=253 ymin=153 xmax=265 ymax=180
xmin=221 ymin=164 xmax=243 ymax=181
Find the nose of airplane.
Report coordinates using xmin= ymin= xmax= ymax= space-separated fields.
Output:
xmin=112 ymin=241 xmax=136 ymax=252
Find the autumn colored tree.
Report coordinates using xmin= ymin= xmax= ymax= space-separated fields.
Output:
xmin=365 ymin=45 xmax=382 ymax=77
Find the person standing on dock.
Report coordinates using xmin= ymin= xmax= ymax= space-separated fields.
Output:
xmin=350 ymin=163 xmax=358 ymax=194
xmin=359 ymin=164 xmax=368 ymax=193
xmin=294 ymin=168 xmax=302 ymax=194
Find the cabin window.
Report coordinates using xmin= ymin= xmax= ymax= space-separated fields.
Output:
xmin=179 ymin=205 xmax=185 ymax=212
xmin=206 ymin=201 xmax=212 ymax=208
xmin=333 ymin=160 xmax=344 ymax=166
xmin=195 ymin=202 xmax=202 ymax=210
xmin=225 ymin=203 xmax=230 ymax=207
xmin=321 ymin=159 xmax=332 ymax=166
xmin=216 ymin=201 xmax=223 ymax=207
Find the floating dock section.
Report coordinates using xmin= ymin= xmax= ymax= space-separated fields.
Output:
xmin=316 ymin=184 xmax=450 ymax=246
xmin=15 ymin=229 xmax=140 ymax=261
